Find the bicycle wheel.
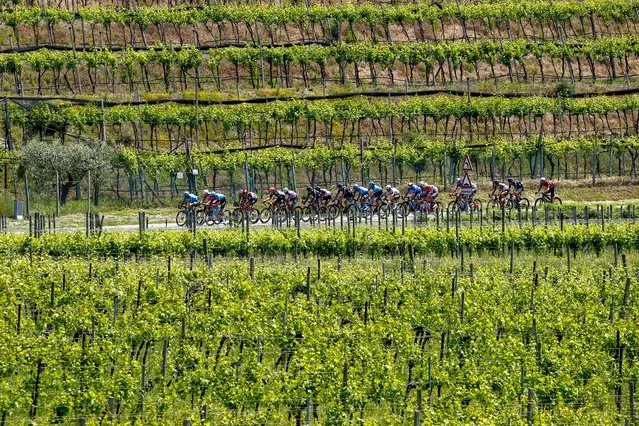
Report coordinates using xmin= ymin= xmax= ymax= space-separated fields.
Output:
xmin=519 ymin=198 xmax=530 ymax=211
xmin=346 ymin=204 xmax=359 ymax=218
xmin=196 ymin=209 xmax=207 ymax=225
xmin=327 ymin=205 xmax=339 ymax=220
xmin=214 ymin=211 xmax=225 ymax=225
xmin=205 ymin=210 xmax=216 ymax=226
xmin=176 ymin=210 xmax=187 ymax=227
xmin=378 ymin=203 xmax=390 ymax=219
xmin=248 ymin=208 xmax=260 ymax=224
xmin=301 ymin=206 xmax=313 ymax=222
xmin=504 ymin=198 xmax=515 ymax=219
xmin=533 ymin=197 xmax=545 ymax=209
xmin=400 ymin=202 xmax=413 ymax=219
xmin=448 ymin=200 xmax=460 ymax=214
xmin=553 ymin=196 xmax=563 ymax=205
xmin=486 ymin=199 xmax=501 ymax=212
xmin=230 ymin=208 xmax=244 ymax=226
xmin=271 ymin=208 xmax=285 ymax=225
xmin=472 ymin=199 xmax=482 ymax=213
xmin=259 ymin=207 xmax=272 ymax=223
xmin=292 ymin=206 xmax=304 ymax=221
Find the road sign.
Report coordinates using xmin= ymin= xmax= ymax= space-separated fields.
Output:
xmin=460 ymin=173 xmax=474 ymax=196
xmin=462 ymin=156 xmax=473 ymax=172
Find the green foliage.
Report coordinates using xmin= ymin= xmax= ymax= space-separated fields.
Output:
xmin=20 ymin=139 xmax=113 ymax=195
xmin=0 ymin=239 xmax=637 ymax=422
xmin=0 ymin=224 xmax=636 ymax=257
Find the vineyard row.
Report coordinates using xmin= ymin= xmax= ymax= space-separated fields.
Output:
xmin=2 ymin=224 xmax=638 ymax=257
xmin=8 ymin=95 xmax=639 ymax=149
xmin=3 ymin=36 xmax=639 ymax=96
xmin=1 ymin=0 xmax=638 ymax=48
xmin=1 ymin=251 xmax=636 ymax=423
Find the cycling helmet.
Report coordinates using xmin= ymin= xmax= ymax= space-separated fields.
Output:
xmin=183 ymin=191 xmax=189 ymax=197
xmin=408 ymin=182 xmax=414 ymax=187
xmin=386 ymin=185 xmax=391 ymax=191
xmin=418 ymin=181 xmax=425 ymax=187
xmin=368 ymin=181 xmax=375 ymax=188
xmin=315 ymin=186 xmax=321 ymax=191
xmin=456 ymin=178 xmax=461 ymax=184
xmin=203 ymin=189 xmax=210 ymax=195
xmin=283 ymin=188 xmax=289 ymax=193
xmin=353 ymin=183 xmax=359 ymax=189
xmin=241 ymin=189 xmax=248 ymax=196
xmin=540 ymin=177 xmax=546 ymax=182
xmin=269 ymin=187 xmax=276 ymax=193
xmin=307 ymin=185 xmax=313 ymax=191
xmin=493 ymin=180 xmax=500 ymax=185
xmin=336 ymin=183 xmax=343 ymax=189
xmin=507 ymin=177 xmax=514 ymax=183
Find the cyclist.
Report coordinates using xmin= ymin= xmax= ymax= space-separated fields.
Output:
xmin=507 ymin=177 xmax=524 ymax=201
xmin=405 ymin=182 xmax=422 ymax=201
xmin=368 ymin=181 xmax=384 ymax=208
xmin=315 ymin=186 xmax=332 ymax=207
xmin=537 ymin=177 xmax=556 ymax=200
xmin=451 ymin=178 xmax=468 ymax=211
xmin=181 ymin=191 xmax=199 ymax=210
xmin=209 ymin=191 xmax=227 ymax=214
xmin=303 ymin=185 xmax=318 ymax=206
xmin=336 ymin=183 xmax=354 ymax=210
xmin=201 ymin=189 xmax=213 ymax=205
xmin=264 ymin=187 xmax=286 ymax=208
xmin=238 ymin=188 xmax=258 ymax=210
xmin=422 ymin=183 xmax=439 ymax=212
xmin=491 ymin=180 xmax=509 ymax=206
xmin=451 ymin=178 xmax=462 ymax=196
xmin=352 ymin=183 xmax=370 ymax=206
xmin=283 ymin=188 xmax=298 ymax=210
xmin=385 ymin=185 xmax=401 ymax=207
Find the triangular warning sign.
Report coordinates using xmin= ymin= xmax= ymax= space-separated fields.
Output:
xmin=461 ymin=174 xmax=472 ymax=187
xmin=462 ymin=156 xmax=473 ymax=172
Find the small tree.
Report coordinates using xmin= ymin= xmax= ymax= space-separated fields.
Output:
xmin=21 ymin=139 xmax=113 ymax=205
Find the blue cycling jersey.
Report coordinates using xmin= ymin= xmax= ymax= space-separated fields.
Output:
xmin=211 ymin=193 xmax=226 ymax=201
xmin=408 ymin=186 xmax=421 ymax=195
xmin=355 ymin=187 xmax=369 ymax=196
xmin=185 ymin=194 xmax=198 ymax=203
xmin=371 ymin=185 xmax=383 ymax=195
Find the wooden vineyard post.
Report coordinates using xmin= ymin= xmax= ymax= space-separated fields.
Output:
xmin=631 ymin=380 xmax=636 ymax=426
xmin=424 ymin=357 xmax=431 ymax=407
xmin=527 ymin=389 xmax=535 ymax=425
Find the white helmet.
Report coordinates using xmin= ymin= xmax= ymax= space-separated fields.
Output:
xmin=418 ymin=181 xmax=426 ymax=187
xmin=385 ymin=185 xmax=391 ymax=191
xmin=203 ymin=189 xmax=210 ymax=195
xmin=283 ymin=188 xmax=289 ymax=193
xmin=540 ymin=177 xmax=546 ymax=181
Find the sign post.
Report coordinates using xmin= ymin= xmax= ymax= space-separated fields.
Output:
xmin=460 ymin=156 xmax=474 ymax=211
